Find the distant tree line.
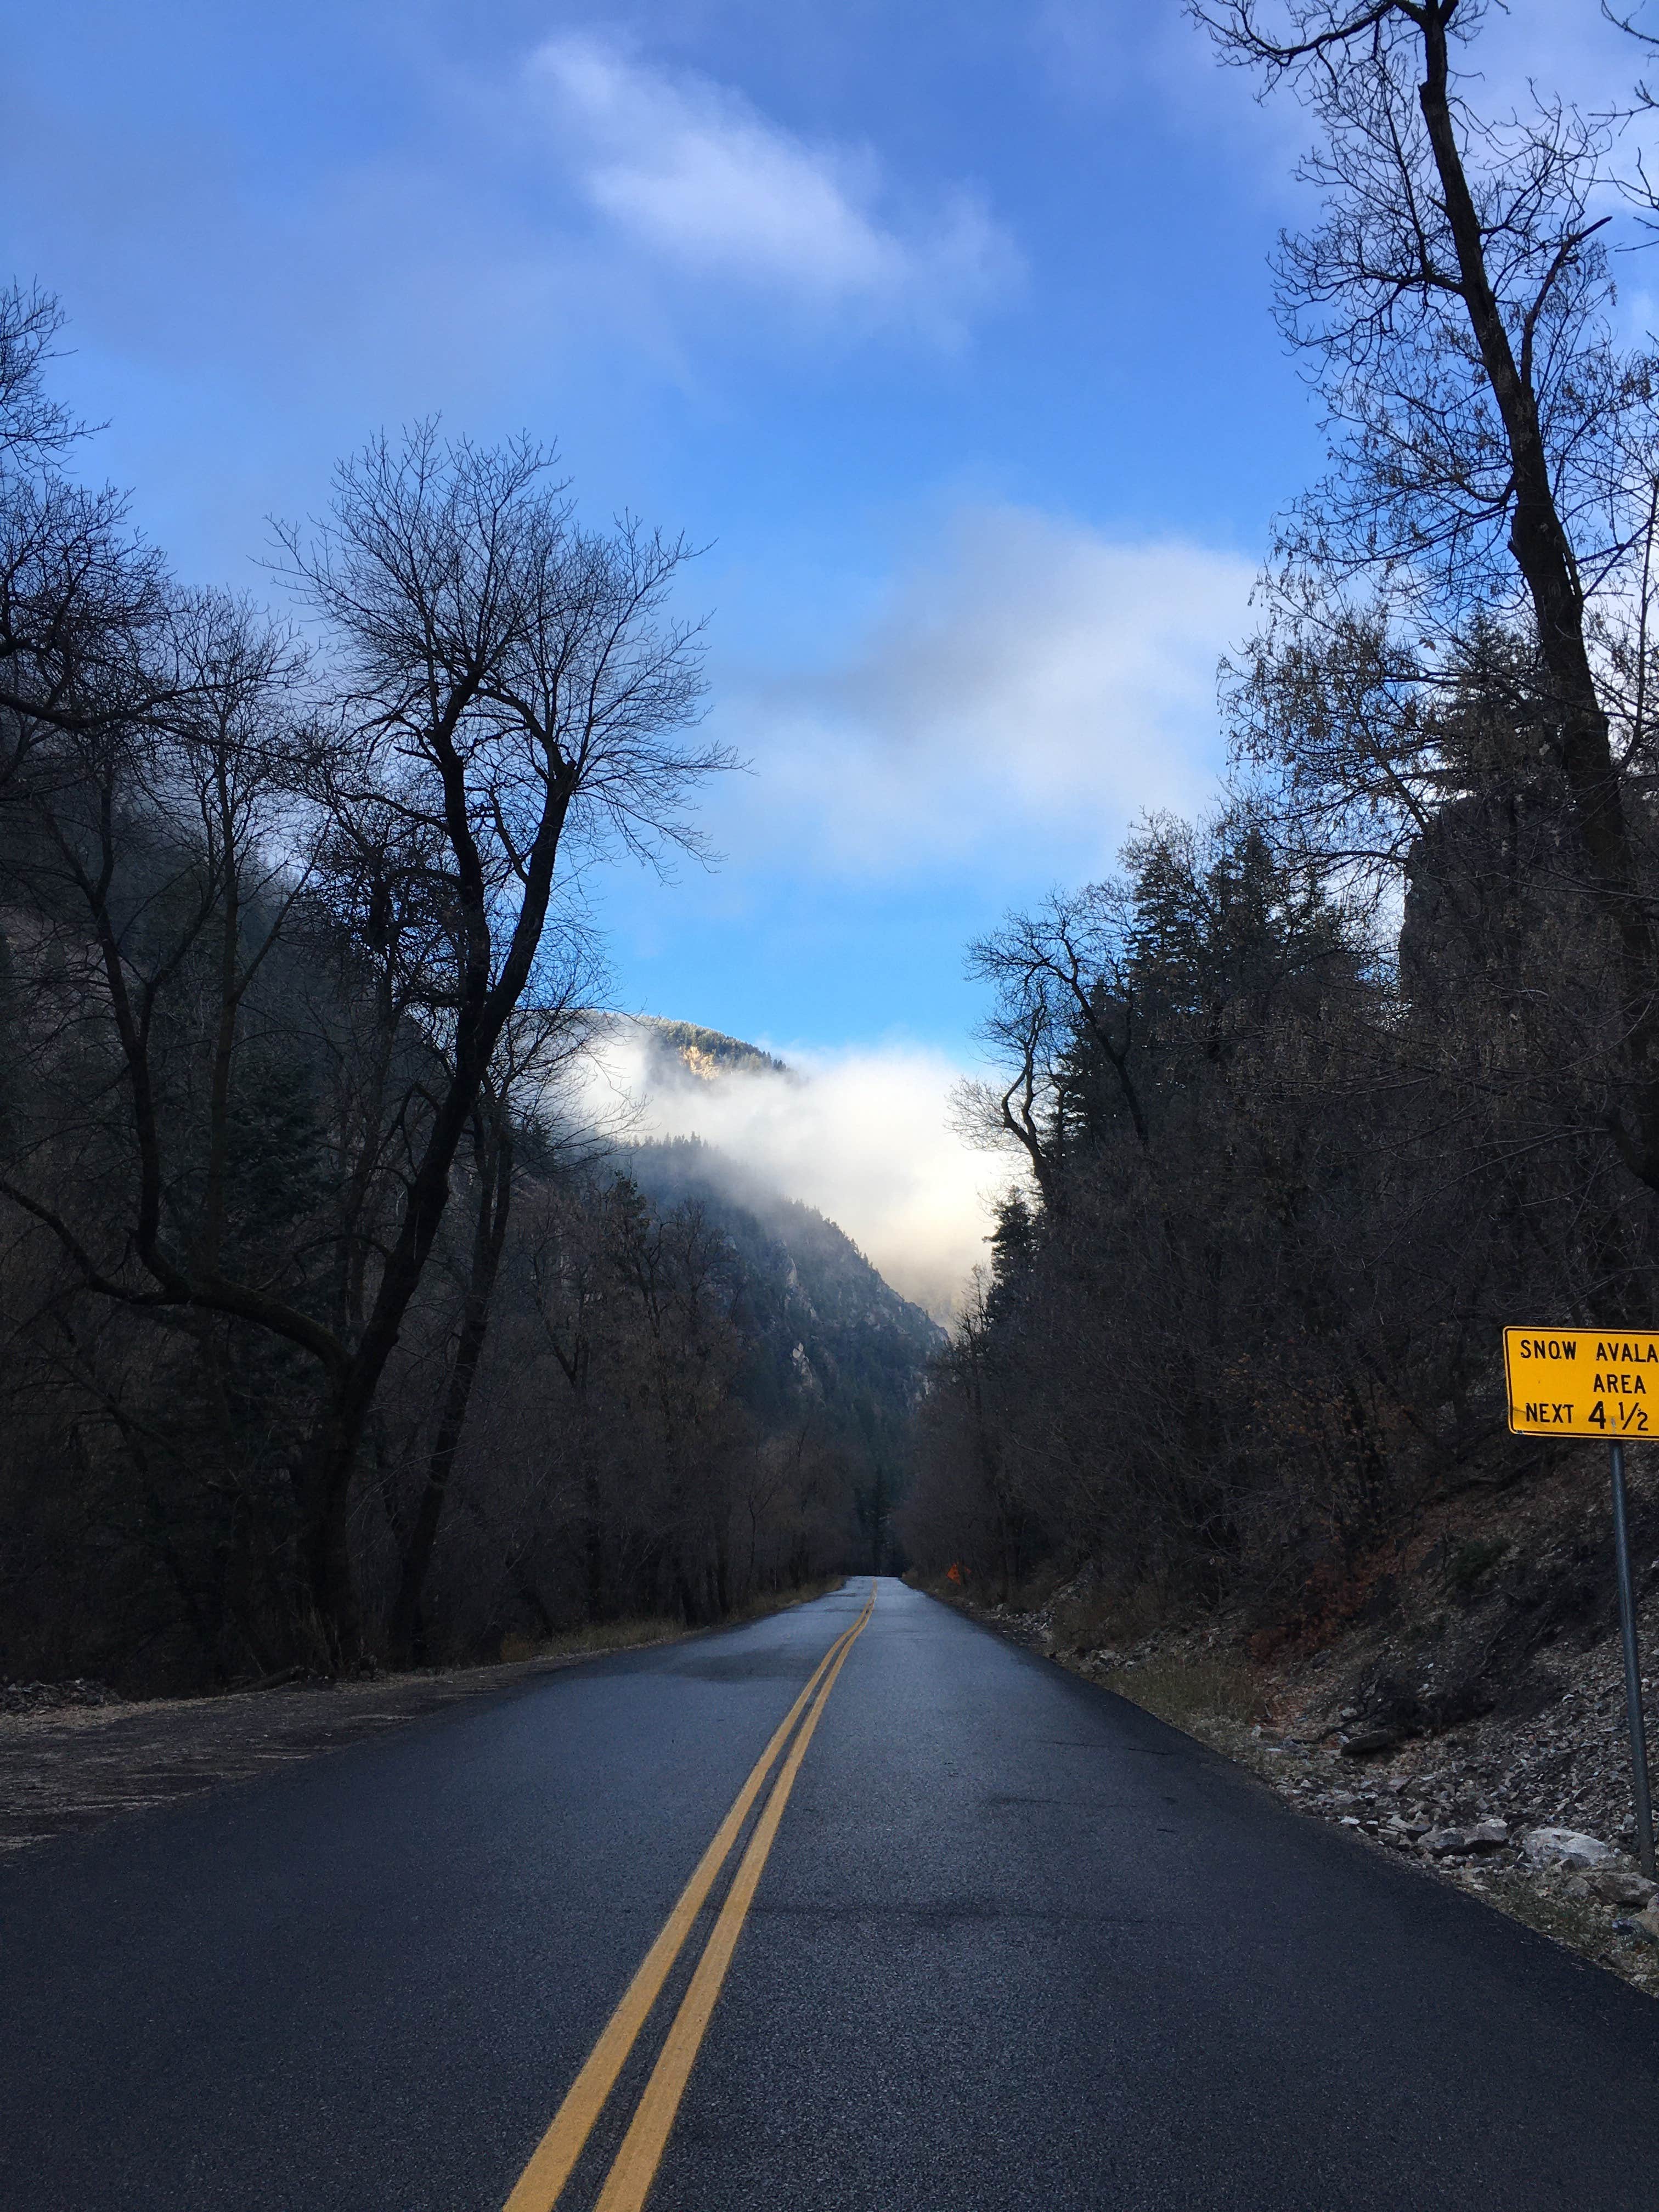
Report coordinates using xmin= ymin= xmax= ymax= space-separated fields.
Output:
xmin=902 ymin=1 xmax=1659 ymax=1617
xmin=0 ymin=294 xmax=884 ymax=1689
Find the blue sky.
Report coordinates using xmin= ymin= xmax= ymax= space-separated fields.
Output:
xmin=1 ymin=0 xmax=1637 ymax=1299
xmin=3 ymin=0 xmax=1328 ymax=1036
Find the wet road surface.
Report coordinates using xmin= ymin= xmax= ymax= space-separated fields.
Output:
xmin=4 ymin=1576 xmax=1658 ymax=2209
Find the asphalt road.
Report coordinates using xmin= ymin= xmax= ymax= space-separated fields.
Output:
xmin=4 ymin=1576 xmax=1659 ymax=2210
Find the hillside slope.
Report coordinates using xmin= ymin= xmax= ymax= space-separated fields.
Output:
xmin=624 ymin=1136 xmax=943 ymax=1527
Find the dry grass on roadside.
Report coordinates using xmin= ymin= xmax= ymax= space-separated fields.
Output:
xmin=1096 ymin=1657 xmax=1272 ymax=1733
xmin=907 ymin=1568 xmax=1271 ymax=1735
xmin=730 ymin=1572 xmax=847 ymax=1624
xmin=1476 ymin=1870 xmax=1613 ymax=1956
xmin=496 ymin=1575 xmax=846 ymax=1665
xmin=1049 ymin=1584 xmax=1164 ymax=1654
xmin=498 ymin=1618 xmax=675 ymax=1664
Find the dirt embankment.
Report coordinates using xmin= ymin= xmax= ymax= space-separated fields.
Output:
xmin=0 ymin=1650 xmax=659 ymax=1852
xmin=925 ymin=1459 xmax=1659 ymax=1996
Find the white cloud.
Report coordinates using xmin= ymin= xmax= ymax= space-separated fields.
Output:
xmin=527 ymin=36 xmax=1018 ymax=334
xmin=579 ymin=1029 xmax=996 ymax=1321
xmin=719 ymin=506 xmax=1255 ymax=880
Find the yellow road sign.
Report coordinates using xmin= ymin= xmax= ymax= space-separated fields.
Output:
xmin=1503 ymin=1325 xmax=1659 ymax=1438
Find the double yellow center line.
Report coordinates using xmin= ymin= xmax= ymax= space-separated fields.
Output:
xmin=503 ymin=1583 xmax=877 ymax=2212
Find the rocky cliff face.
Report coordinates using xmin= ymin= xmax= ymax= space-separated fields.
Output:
xmin=630 ymin=1017 xmax=792 ymax=1082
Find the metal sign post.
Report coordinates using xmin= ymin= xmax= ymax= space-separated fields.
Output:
xmin=1609 ymin=1441 xmax=1656 ymax=1880
xmin=1502 ymin=1327 xmax=1657 ymax=1880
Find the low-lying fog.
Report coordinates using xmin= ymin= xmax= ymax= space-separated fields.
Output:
xmin=576 ymin=1026 xmax=996 ymax=1322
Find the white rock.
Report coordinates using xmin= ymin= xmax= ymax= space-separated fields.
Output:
xmin=1523 ymin=1826 xmax=1616 ymax=1871
xmin=1465 ymin=1818 xmax=1509 ymax=1851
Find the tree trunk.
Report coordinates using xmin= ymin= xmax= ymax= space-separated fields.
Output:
xmin=300 ymin=1409 xmax=362 ymax=1672
xmin=388 ymin=1107 xmax=514 ymax=1665
xmin=583 ymin=1464 xmax=606 ymax=1622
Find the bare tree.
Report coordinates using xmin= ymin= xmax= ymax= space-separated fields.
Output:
xmin=956 ymin=883 xmax=1147 ymax=1203
xmin=267 ymin=431 xmax=720 ymax=1656
xmin=0 ymin=588 xmax=317 ymax=1330
xmin=4 ymin=425 xmax=719 ymax=1661
xmin=0 ymin=284 xmax=84 ymax=468
xmin=1194 ymin=0 xmax=1659 ymax=1189
xmin=0 ymin=288 xmax=187 ymax=783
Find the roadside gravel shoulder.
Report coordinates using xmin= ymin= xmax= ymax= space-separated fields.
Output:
xmin=0 ymin=1650 xmax=672 ymax=1852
